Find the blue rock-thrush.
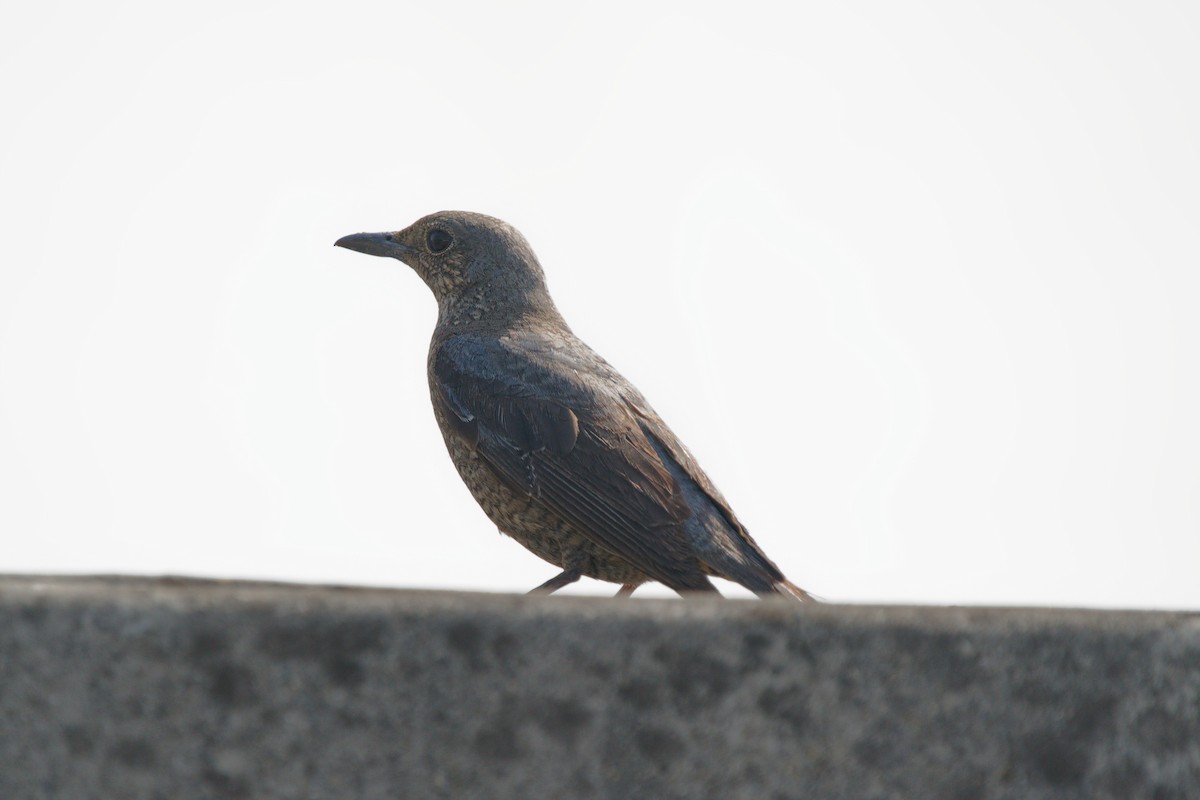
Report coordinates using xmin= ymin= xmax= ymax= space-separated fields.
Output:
xmin=335 ymin=211 xmax=812 ymax=600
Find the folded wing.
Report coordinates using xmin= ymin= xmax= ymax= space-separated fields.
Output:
xmin=433 ymin=335 xmax=715 ymax=593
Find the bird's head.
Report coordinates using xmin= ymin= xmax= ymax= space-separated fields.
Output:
xmin=335 ymin=211 xmax=557 ymax=325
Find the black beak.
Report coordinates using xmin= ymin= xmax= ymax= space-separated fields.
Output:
xmin=334 ymin=232 xmax=414 ymax=258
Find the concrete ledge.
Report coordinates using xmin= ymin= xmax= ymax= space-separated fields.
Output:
xmin=1 ymin=576 xmax=1197 ymax=799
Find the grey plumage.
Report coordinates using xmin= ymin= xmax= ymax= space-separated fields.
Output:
xmin=335 ymin=211 xmax=812 ymax=600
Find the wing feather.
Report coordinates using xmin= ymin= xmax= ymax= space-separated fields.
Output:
xmin=433 ymin=336 xmax=712 ymax=592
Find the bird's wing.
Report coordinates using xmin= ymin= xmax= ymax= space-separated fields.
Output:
xmin=432 ymin=335 xmax=712 ymax=592
xmin=629 ymin=402 xmax=786 ymax=585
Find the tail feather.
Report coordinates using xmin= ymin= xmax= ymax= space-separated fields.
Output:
xmin=776 ymin=578 xmax=818 ymax=603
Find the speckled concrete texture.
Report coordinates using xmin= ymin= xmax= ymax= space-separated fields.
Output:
xmin=1 ymin=576 xmax=1197 ymax=799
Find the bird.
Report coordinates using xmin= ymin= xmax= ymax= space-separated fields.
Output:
xmin=335 ymin=211 xmax=812 ymax=601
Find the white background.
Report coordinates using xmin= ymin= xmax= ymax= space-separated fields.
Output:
xmin=2 ymin=2 xmax=1197 ymax=606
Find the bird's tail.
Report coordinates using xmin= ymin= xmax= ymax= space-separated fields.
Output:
xmin=775 ymin=578 xmax=819 ymax=603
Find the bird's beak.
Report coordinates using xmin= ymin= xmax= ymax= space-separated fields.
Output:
xmin=334 ymin=232 xmax=414 ymax=259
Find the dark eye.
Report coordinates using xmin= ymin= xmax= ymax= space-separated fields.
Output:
xmin=426 ymin=228 xmax=453 ymax=253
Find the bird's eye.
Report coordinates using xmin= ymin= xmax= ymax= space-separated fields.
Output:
xmin=426 ymin=229 xmax=453 ymax=254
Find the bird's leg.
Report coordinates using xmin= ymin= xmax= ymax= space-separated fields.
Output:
xmin=614 ymin=584 xmax=637 ymax=598
xmin=528 ymin=568 xmax=582 ymax=595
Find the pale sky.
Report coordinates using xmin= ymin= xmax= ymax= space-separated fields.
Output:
xmin=2 ymin=1 xmax=1197 ymax=607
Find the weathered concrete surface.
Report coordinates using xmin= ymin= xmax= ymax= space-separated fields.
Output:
xmin=0 ymin=576 xmax=1197 ymax=799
